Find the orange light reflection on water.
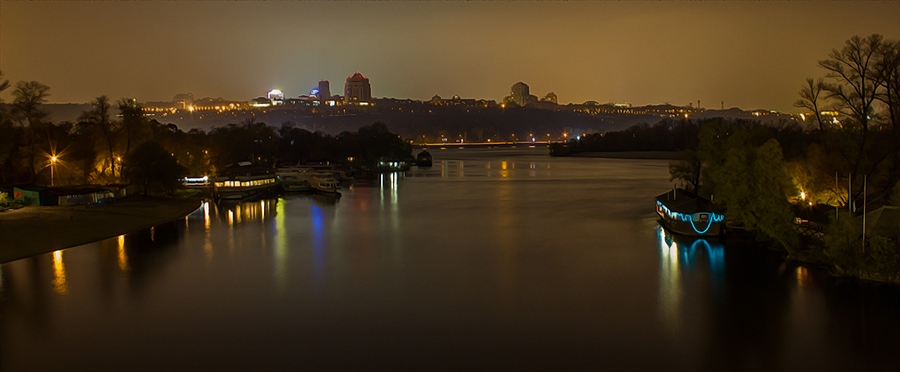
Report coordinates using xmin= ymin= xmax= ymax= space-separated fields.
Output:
xmin=117 ymin=235 xmax=129 ymax=272
xmin=52 ymin=250 xmax=68 ymax=295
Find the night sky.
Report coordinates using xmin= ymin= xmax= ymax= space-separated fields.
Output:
xmin=2 ymin=1 xmax=898 ymax=112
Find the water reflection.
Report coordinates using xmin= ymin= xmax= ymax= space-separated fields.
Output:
xmin=657 ymin=225 xmax=725 ymax=333
xmin=311 ymin=204 xmax=326 ymax=287
xmin=215 ymin=198 xmax=278 ymax=226
xmin=275 ymin=199 xmax=288 ymax=290
xmin=117 ymin=235 xmax=129 ymax=272
xmin=52 ymin=250 xmax=67 ymax=295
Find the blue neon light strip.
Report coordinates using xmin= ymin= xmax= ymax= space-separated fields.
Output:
xmin=656 ymin=200 xmax=724 ymax=235
xmin=689 ymin=218 xmax=713 ymax=234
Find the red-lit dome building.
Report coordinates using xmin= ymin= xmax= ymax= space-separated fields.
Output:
xmin=344 ymin=72 xmax=372 ymax=104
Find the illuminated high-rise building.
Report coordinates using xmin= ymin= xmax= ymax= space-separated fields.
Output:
xmin=317 ymin=80 xmax=331 ymax=101
xmin=510 ymin=82 xmax=529 ymax=106
xmin=344 ymin=72 xmax=371 ymax=104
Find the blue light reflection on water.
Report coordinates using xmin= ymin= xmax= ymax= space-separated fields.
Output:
xmin=311 ymin=204 xmax=326 ymax=287
xmin=657 ymin=224 xmax=726 ymax=335
xmin=657 ymin=224 xmax=725 ymax=278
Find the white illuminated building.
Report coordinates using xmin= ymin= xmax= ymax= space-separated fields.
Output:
xmin=267 ymin=89 xmax=285 ymax=105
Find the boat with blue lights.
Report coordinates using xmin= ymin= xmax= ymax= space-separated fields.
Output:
xmin=655 ymin=189 xmax=725 ymax=236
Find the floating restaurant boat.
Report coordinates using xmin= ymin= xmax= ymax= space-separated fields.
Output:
xmin=214 ymin=162 xmax=278 ymax=201
xmin=655 ymin=189 xmax=725 ymax=236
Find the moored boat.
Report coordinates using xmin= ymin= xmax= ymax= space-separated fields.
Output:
xmin=655 ymin=189 xmax=725 ymax=236
xmin=308 ymin=171 xmax=341 ymax=194
xmin=416 ymin=150 xmax=433 ymax=166
xmin=214 ymin=162 xmax=278 ymax=201
xmin=276 ymin=167 xmax=313 ymax=192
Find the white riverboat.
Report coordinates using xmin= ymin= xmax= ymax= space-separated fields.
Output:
xmin=276 ymin=167 xmax=313 ymax=192
xmin=214 ymin=162 xmax=278 ymax=201
xmin=308 ymin=171 xmax=341 ymax=194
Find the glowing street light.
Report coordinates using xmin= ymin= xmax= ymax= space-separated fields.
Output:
xmin=50 ymin=155 xmax=58 ymax=186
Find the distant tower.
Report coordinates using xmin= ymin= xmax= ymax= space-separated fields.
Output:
xmin=173 ymin=93 xmax=193 ymax=110
xmin=510 ymin=82 xmax=529 ymax=106
xmin=317 ymin=80 xmax=331 ymax=101
xmin=721 ymin=100 xmax=724 ymax=110
xmin=344 ymin=72 xmax=372 ymax=104
xmin=697 ymin=99 xmax=700 ymax=109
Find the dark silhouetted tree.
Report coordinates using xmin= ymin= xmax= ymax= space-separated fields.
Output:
xmin=79 ymin=95 xmax=118 ymax=179
xmin=819 ymin=34 xmax=888 ymax=134
xmin=794 ymin=77 xmax=827 ymax=131
xmin=11 ymin=81 xmax=51 ymax=181
xmin=122 ymin=141 xmax=187 ymax=195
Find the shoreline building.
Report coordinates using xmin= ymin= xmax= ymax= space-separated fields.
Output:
xmin=344 ymin=72 xmax=372 ymax=104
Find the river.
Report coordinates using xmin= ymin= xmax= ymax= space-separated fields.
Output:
xmin=1 ymin=147 xmax=898 ymax=370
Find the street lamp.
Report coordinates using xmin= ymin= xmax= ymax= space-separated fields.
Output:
xmin=50 ymin=155 xmax=57 ymax=186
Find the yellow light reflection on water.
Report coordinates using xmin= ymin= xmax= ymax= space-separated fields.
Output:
xmin=657 ymin=227 xmax=681 ymax=333
xmin=52 ymin=250 xmax=68 ymax=295
xmin=275 ymin=198 xmax=287 ymax=290
xmin=795 ymin=266 xmax=810 ymax=288
xmin=203 ymin=201 xmax=211 ymax=231
xmin=117 ymin=235 xmax=129 ymax=272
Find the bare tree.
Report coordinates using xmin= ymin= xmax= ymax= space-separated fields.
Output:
xmin=79 ymin=96 xmax=118 ymax=178
xmin=11 ymin=81 xmax=51 ymax=180
xmin=875 ymin=40 xmax=900 ymax=135
xmin=794 ymin=77 xmax=827 ymax=131
xmin=0 ymin=71 xmax=9 ymax=115
xmin=819 ymin=34 xmax=889 ymax=134
xmin=117 ymin=98 xmax=144 ymax=158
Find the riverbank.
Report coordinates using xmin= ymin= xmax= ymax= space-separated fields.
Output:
xmin=568 ymin=151 xmax=679 ymax=160
xmin=0 ymin=196 xmax=202 ymax=264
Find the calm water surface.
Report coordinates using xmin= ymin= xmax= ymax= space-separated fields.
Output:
xmin=2 ymin=147 xmax=899 ymax=370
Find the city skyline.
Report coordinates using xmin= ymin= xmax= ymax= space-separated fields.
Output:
xmin=1 ymin=1 xmax=898 ymax=112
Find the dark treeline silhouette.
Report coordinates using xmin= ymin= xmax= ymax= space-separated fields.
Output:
xmin=549 ymin=118 xmax=807 ymax=156
xmin=0 ymin=75 xmax=411 ymax=187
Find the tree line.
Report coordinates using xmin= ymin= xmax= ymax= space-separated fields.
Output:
xmin=0 ymin=73 xmax=411 ymax=189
